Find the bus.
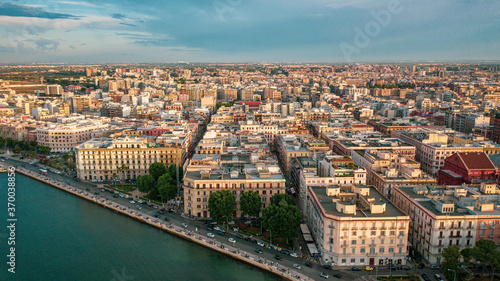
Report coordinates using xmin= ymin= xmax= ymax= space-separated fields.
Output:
xmin=39 ymin=169 xmax=48 ymax=175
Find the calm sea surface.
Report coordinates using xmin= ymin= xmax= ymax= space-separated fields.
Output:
xmin=0 ymin=173 xmax=280 ymax=281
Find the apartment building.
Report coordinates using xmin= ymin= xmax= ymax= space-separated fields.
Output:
xmin=306 ymin=184 xmax=410 ymax=266
xmin=394 ymin=130 xmax=487 ymax=176
xmin=75 ymin=136 xmax=183 ymax=181
xmin=352 ymin=149 xmax=436 ymax=198
xmin=183 ymin=164 xmax=286 ymax=218
xmin=291 ymin=155 xmax=367 ymax=212
xmin=392 ymin=183 xmax=500 ymax=265
xmin=36 ymin=122 xmax=109 ymax=152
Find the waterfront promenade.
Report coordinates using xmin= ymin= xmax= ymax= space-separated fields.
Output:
xmin=5 ymin=164 xmax=315 ymax=281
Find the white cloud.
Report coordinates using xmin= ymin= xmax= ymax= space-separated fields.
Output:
xmin=53 ymin=1 xmax=98 ymax=8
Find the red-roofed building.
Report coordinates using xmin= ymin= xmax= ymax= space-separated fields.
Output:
xmin=438 ymin=152 xmax=499 ymax=185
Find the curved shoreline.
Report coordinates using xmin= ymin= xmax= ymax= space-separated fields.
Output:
xmin=14 ymin=167 xmax=313 ymax=281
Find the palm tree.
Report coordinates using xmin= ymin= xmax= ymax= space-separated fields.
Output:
xmin=112 ymin=172 xmax=118 ymax=186
xmin=117 ymin=164 xmax=129 ymax=189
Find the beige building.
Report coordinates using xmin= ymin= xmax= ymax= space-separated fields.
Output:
xmin=75 ymin=136 xmax=183 ymax=181
xmin=36 ymin=122 xmax=109 ymax=152
xmin=183 ymin=165 xmax=286 ymax=218
xmin=307 ymin=185 xmax=410 ymax=266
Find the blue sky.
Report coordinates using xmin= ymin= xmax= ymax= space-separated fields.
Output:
xmin=0 ymin=0 xmax=498 ymax=63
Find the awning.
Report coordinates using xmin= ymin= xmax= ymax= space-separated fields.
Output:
xmin=307 ymin=243 xmax=319 ymax=255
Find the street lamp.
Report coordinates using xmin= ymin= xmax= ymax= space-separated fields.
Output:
xmin=448 ymin=269 xmax=457 ymax=281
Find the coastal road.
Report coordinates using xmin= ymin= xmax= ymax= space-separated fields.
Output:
xmin=1 ymin=155 xmax=442 ymax=281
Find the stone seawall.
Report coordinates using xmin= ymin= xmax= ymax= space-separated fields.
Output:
xmin=14 ymin=167 xmax=313 ymax=281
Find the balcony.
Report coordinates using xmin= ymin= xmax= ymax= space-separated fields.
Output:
xmin=371 ymin=227 xmax=377 ymax=230
xmin=398 ymin=234 xmax=405 ymax=239
xmin=466 ymin=235 xmax=473 ymax=238
xmin=328 ymin=225 xmax=335 ymax=229
xmin=341 ymin=244 xmax=348 ymax=248
xmin=352 ymin=227 xmax=358 ymax=230
xmin=359 ymin=235 xmax=367 ymax=239
xmin=380 ymin=235 xmax=386 ymax=239
xmin=369 ymin=244 xmax=376 ymax=247
xmin=342 ymin=228 xmax=349 ymax=231
xmin=381 ymin=226 xmax=387 ymax=230
xmin=450 ymin=235 xmax=462 ymax=238
xmin=361 ymin=227 xmax=368 ymax=230
xmin=397 ymin=244 xmax=405 ymax=247
xmin=367 ymin=253 xmax=377 ymax=257
xmin=480 ymin=225 xmax=488 ymax=230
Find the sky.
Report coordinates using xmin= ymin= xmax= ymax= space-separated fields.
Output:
xmin=0 ymin=0 xmax=498 ymax=63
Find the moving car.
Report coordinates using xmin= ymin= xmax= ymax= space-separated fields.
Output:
xmin=293 ymin=264 xmax=301 ymax=270
xmin=281 ymin=250 xmax=290 ymax=255
xmin=418 ymin=263 xmax=425 ymax=269
xmin=320 ymin=272 xmax=329 ymax=279
xmin=217 ymin=231 xmax=225 ymax=236
xmin=351 ymin=267 xmax=361 ymax=271
xmin=254 ymin=248 xmax=263 ymax=254
xmin=164 ymin=217 xmax=170 ymax=221
xmin=305 ymin=261 xmax=312 ymax=268
xmin=430 ymin=265 xmax=440 ymax=269
xmin=365 ymin=266 xmax=374 ymax=271
xmin=421 ymin=274 xmax=430 ymax=281
xmin=129 ymin=200 xmax=135 ymax=204
xmin=323 ymin=265 xmax=332 ymax=270
xmin=136 ymin=205 xmax=142 ymax=210
xmin=290 ymin=253 xmax=298 ymax=258
xmin=181 ymin=223 xmax=188 ymax=228
xmin=333 ymin=273 xmax=342 ymax=279
xmin=434 ymin=274 xmax=442 ymax=281
xmin=207 ymin=233 xmax=215 ymax=238
xmin=236 ymin=234 xmax=244 ymax=239
xmin=228 ymin=238 xmax=235 ymax=243
xmin=274 ymin=255 xmax=283 ymax=261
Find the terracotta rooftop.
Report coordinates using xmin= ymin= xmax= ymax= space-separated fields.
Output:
xmin=457 ymin=152 xmax=496 ymax=170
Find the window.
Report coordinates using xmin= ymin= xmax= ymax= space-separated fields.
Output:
xmin=360 ymin=248 xmax=366 ymax=254
xmin=351 ymin=258 xmax=356 ymax=264
xmin=352 ymin=248 xmax=356 ymax=254
xmin=351 ymin=240 xmax=357 ymax=245
xmin=379 ymin=248 xmax=384 ymax=254
xmin=389 ymin=248 xmax=394 ymax=253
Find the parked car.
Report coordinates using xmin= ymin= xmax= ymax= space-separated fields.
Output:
xmin=305 ymin=261 xmax=312 ymax=268
xmin=217 ymin=231 xmax=225 ymax=236
xmin=254 ymin=248 xmax=263 ymax=254
xmin=244 ymin=237 xmax=251 ymax=242
xmin=281 ymin=250 xmax=290 ymax=255
xmin=434 ymin=274 xmax=442 ymax=281
xmin=430 ymin=265 xmax=440 ymax=269
xmin=320 ymin=272 xmax=329 ymax=279
xmin=164 ymin=217 xmax=170 ymax=221
xmin=365 ymin=266 xmax=374 ymax=271
xmin=257 ymin=241 xmax=265 ymax=247
xmin=228 ymin=221 xmax=235 ymax=225
xmin=421 ymin=274 xmax=430 ymax=281
xmin=333 ymin=274 xmax=342 ymax=279
xmin=323 ymin=265 xmax=332 ymax=270
xmin=214 ymin=226 xmax=221 ymax=231
xmin=154 ymin=214 xmax=160 ymax=218
xmin=236 ymin=234 xmax=244 ymax=239
xmin=207 ymin=233 xmax=215 ymax=238
xmin=228 ymin=238 xmax=236 ymax=243
xmin=401 ymin=265 xmax=411 ymax=270
xmin=351 ymin=267 xmax=361 ymax=271
xmin=206 ymin=225 xmax=214 ymax=231
xmin=181 ymin=223 xmax=188 ymax=228
xmin=136 ymin=205 xmax=142 ymax=210
xmin=290 ymin=253 xmax=298 ymax=258
xmin=418 ymin=263 xmax=425 ymax=269
xmin=293 ymin=264 xmax=301 ymax=270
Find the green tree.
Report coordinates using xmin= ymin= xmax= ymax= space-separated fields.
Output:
xmin=156 ymin=173 xmax=176 ymax=202
xmin=117 ymin=164 xmax=129 ymax=188
xmin=270 ymin=194 xmax=293 ymax=206
xmin=240 ymin=190 xmax=262 ymax=224
xmin=13 ymin=146 xmax=21 ymax=154
xmin=112 ymin=173 xmax=118 ymax=186
xmin=473 ymin=239 xmax=500 ymax=278
xmin=441 ymin=245 xmax=461 ymax=281
xmin=208 ymin=190 xmax=236 ymax=225
xmin=137 ymin=174 xmax=155 ymax=193
xmin=262 ymin=199 xmax=301 ymax=243
xmin=149 ymin=162 xmax=166 ymax=183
